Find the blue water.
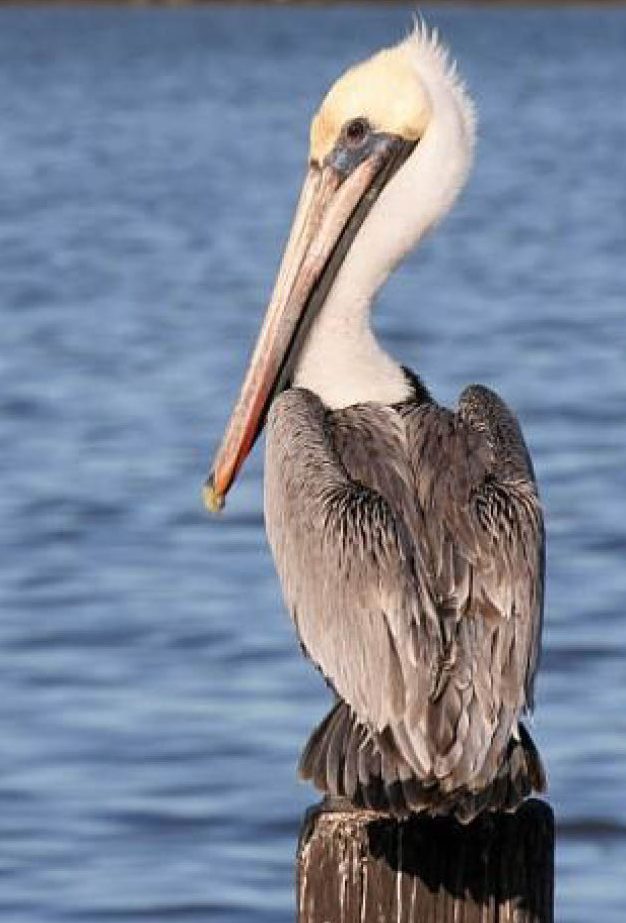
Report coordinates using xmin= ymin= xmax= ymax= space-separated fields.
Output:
xmin=0 ymin=5 xmax=625 ymax=921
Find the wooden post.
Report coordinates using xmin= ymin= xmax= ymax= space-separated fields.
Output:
xmin=297 ymin=798 xmax=554 ymax=923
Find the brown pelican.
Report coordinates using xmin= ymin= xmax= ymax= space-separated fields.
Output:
xmin=205 ymin=23 xmax=546 ymax=822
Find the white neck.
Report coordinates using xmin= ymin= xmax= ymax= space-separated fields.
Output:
xmin=293 ymin=34 xmax=475 ymax=410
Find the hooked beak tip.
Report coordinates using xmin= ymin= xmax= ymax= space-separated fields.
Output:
xmin=203 ymin=474 xmax=225 ymax=514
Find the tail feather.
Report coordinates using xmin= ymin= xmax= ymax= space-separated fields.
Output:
xmin=343 ymin=719 xmax=361 ymax=799
xmin=299 ymin=700 xmax=546 ymax=824
xmin=325 ymin=702 xmax=348 ymax=795
xmin=299 ymin=704 xmax=338 ymax=791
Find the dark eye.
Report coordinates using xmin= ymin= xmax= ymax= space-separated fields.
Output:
xmin=345 ymin=117 xmax=370 ymax=145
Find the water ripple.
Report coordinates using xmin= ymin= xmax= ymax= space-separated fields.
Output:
xmin=0 ymin=6 xmax=624 ymax=923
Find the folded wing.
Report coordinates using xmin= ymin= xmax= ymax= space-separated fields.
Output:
xmin=264 ymin=384 xmax=544 ymax=796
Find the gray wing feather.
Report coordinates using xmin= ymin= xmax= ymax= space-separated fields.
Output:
xmin=265 ymin=384 xmax=544 ymax=792
xmin=265 ymin=388 xmax=439 ymax=774
xmin=403 ymin=384 xmax=544 ymax=785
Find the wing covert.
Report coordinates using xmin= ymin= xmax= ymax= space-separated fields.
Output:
xmin=264 ymin=383 xmax=544 ymax=794
xmin=402 ymin=384 xmax=544 ymax=783
xmin=265 ymin=388 xmax=440 ymax=775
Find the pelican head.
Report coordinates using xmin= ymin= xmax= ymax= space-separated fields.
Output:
xmin=310 ymin=43 xmax=431 ymax=165
xmin=205 ymin=23 xmax=476 ymax=511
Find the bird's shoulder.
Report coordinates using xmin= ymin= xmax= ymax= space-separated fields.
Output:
xmin=399 ymin=382 xmax=539 ymax=498
xmin=268 ymin=380 xmax=538 ymax=502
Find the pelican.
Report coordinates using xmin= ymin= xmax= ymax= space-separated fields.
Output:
xmin=205 ymin=23 xmax=546 ymax=822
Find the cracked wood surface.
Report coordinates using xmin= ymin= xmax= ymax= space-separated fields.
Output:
xmin=297 ymin=799 xmax=554 ymax=923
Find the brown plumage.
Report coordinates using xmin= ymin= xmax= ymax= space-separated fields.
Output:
xmin=264 ymin=380 xmax=545 ymax=823
xmin=205 ymin=27 xmax=546 ymax=823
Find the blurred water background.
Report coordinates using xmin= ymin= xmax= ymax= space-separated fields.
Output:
xmin=0 ymin=5 xmax=625 ymax=921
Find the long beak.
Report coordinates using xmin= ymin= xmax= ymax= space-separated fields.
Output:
xmin=204 ymin=137 xmax=413 ymax=512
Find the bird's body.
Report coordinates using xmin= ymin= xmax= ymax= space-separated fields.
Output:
xmin=265 ymin=381 xmax=544 ymax=821
xmin=207 ymin=22 xmax=546 ymax=821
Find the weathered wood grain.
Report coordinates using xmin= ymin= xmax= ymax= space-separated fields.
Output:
xmin=297 ymin=798 xmax=554 ymax=923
